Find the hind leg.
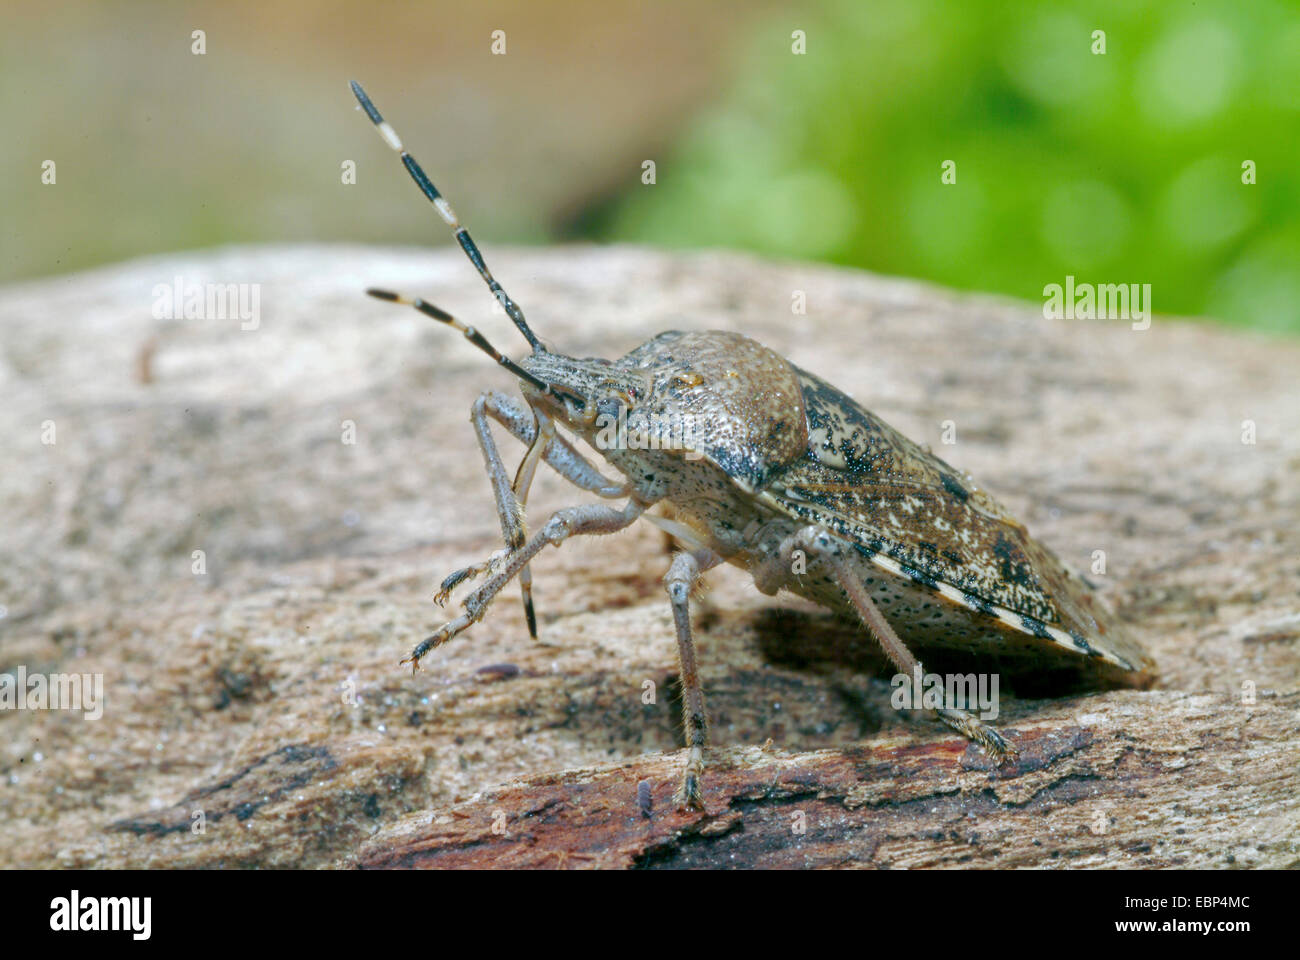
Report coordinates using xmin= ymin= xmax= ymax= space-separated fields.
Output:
xmin=784 ymin=526 xmax=1017 ymax=762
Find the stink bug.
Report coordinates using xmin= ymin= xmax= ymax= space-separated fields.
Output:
xmin=350 ymin=81 xmax=1156 ymax=809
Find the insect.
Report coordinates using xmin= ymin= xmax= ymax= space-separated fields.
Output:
xmin=350 ymin=81 xmax=1156 ymax=809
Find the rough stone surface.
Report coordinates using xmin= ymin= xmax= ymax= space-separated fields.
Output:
xmin=1 ymin=244 xmax=1296 ymax=869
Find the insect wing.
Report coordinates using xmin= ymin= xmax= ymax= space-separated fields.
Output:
xmin=766 ymin=368 xmax=1152 ymax=674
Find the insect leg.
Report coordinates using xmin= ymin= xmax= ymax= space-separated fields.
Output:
xmin=433 ymin=394 xmax=530 ymax=606
xmin=435 ymin=549 xmax=510 ymax=606
xmin=481 ymin=390 xmax=632 ymax=636
xmin=402 ymin=500 xmax=646 ymax=671
xmin=510 ymin=406 xmax=554 ymax=639
xmin=790 ymin=526 xmax=1018 ymax=763
xmin=477 ymin=390 xmax=629 ymax=498
xmin=664 ymin=548 xmax=723 ymax=810
xmin=436 ymin=391 xmax=631 ymax=607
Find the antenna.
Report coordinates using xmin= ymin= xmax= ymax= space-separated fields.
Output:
xmin=351 ymin=80 xmax=545 ymax=353
xmin=366 ymin=289 xmax=582 ymax=408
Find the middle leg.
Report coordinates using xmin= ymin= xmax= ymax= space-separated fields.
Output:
xmin=664 ymin=548 xmax=722 ymax=809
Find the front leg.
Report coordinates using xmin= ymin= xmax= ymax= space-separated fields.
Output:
xmin=475 ymin=390 xmax=629 ymax=500
xmin=404 ymin=499 xmax=646 ymax=670
xmin=436 ymin=391 xmax=630 ymax=609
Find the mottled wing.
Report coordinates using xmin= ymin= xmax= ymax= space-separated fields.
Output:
xmin=764 ymin=367 xmax=1152 ymax=674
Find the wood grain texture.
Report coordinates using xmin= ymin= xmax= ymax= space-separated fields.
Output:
xmin=1 ymin=245 xmax=1296 ymax=869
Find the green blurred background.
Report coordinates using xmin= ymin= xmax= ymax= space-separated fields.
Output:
xmin=5 ymin=0 xmax=1298 ymax=333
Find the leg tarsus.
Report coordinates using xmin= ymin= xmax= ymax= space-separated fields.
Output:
xmin=434 ymin=549 xmax=508 ymax=606
xmin=935 ymin=706 xmax=1018 ymax=763
xmin=405 ymin=500 xmax=646 ymax=670
xmin=401 ymin=609 xmax=475 ymax=670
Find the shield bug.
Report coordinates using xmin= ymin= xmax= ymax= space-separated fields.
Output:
xmin=349 ymin=81 xmax=1156 ymax=809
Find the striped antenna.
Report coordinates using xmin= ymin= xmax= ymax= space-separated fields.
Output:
xmin=351 ymin=80 xmax=545 ymax=353
xmin=366 ymin=289 xmax=582 ymax=408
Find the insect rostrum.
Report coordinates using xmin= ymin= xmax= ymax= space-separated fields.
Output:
xmin=351 ymin=81 xmax=1155 ymax=810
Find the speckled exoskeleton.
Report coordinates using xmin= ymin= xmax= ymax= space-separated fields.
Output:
xmin=351 ymin=82 xmax=1156 ymax=809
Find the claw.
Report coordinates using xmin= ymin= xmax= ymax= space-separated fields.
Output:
xmin=400 ymin=615 xmax=470 ymax=676
xmin=673 ymin=745 xmax=707 ymax=811
xmin=434 ymin=568 xmax=472 ymax=606
xmin=674 ymin=774 xmax=705 ymax=812
xmin=984 ymin=729 xmax=1018 ymax=765
xmin=433 ymin=550 xmax=509 ymax=607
